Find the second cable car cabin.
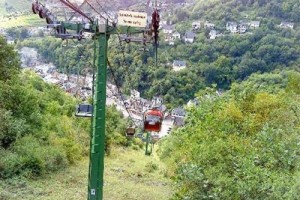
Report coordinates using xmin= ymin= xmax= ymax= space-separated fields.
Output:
xmin=143 ymin=108 xmax=163 ymax=132
xmin=126 ymin=127 xmax=136 ymax=137
xmin=75 ymin=104 xmax=93 ymax=117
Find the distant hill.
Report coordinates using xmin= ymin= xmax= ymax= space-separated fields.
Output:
xmin=189 ymin=0 xmax=300 ymax=23
xmin=0 ymin=1 xmax=82 ymax=16
xmin=0 ymin=0 xmax=145 ymax=16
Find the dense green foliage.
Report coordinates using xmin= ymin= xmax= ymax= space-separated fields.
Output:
xmin=0 ymin=0 xmax=31 ymax=15
xmin=188 ymin=0 xmax=300 ymax=23
xmin=6 ymin=27 xmax=30 ymax=41
xmin=0 ymin=36 xmax=20 ymax=80
xmin=2 ymin=1 xmax=300 ymax=198
xmin=0 ymin=36 xmax=132 ymax=179
xmin=17 ymin=38 xmax=94 ymax=74
xmin=159 ymin=71 xmax=300 ymax=199
xmin=0 ymin=50 xmax=87 ymax=178
xmin=14 ymin=0 xmax=300 ymax=107
xmin=109 ymin=30 xmax=300 ymax=106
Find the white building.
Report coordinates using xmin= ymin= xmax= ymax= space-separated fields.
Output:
xmin=171 ymin=107 xmax=186 ymax=126
xmin=172 ymin=60 xmax=186 ymax=71
xmin=192 ymin=21 xmax=201 ymax=30
xmin=226 ymin=22 xmax=238 ymax=33
xmin=130 ymin=89 xmax=140 ymax=99
xmin=204 ymin=21 xmax=215 ymax=29
xmin=162 ymin=25 xmax=175 ymax=34
xmin=239 ymin=22 xmax=248 ymax=34
xmin=209 ymin=29 xmax=217 ymax=39
xmin=172 ymin=31 xmax=181 ymax=40
xmin=249 ymin=21 xmax=260 ymax=29
xmin=279 ymin=22 xmax=294 ymax=29
xmin=184 ymin=31 xmax=196 ymax=43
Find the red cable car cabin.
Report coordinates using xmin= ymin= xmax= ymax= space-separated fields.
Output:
xmin=144 ymin=109 xmax=163 ymax=132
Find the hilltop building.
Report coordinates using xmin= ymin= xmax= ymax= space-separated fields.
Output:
xmin=279 ymin=22 xmax=294 ymax=29
xmin=184 ymin=31 xmax=196 ymax=43
xmin=172 ymin=60 xmax=186 ymax=71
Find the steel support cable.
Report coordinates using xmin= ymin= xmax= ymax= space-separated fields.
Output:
xmin=114 ymin=32 xmax=135 ymax=102
xmin=64 ymin=0 xmax=85 ymax=12
xmin=94 ymin=0 xmax=115 ymax=23
xmin=85 ymin=0 xmax=108 ymax=21
xmin=115 ymin=29 xmax=150 ymax=101
xmin=62 ymin=40 xmax=92 ymax=76
xmin=60 ymin=0 xmax=80 ymax=14
xmin=64 ymin=39 xmax=92 ymax=66
xmin=65 ymin=30 xmax=97 ymax=109
xmin=59 ymin=39 xmax=97 ymax=144
xmin=115 ymin=29 xmax=135 ymax=82
xmin=68 ymin=0 xmax=89 ymax=21
xmin=58 ymin=39 xmax=94 ymax=101
xmin=117 ymin=34 xmax=127 ymax=74
xmin=107 ymin=59 xmax=139 ymax=127
xmin=59 ymin=0 xmax=93 ymax=22
xmin=114 ymin=29 xmax=149 ymax=128
xmin=65 ymin=0 xmax=93 ymax=21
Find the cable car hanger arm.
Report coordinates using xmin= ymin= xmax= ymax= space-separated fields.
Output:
xmin=57 ymin=20 xmax=147 ymax=35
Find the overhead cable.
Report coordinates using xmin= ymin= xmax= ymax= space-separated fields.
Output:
xmin=107 ymin=59 xmax=139 ymax=127
xmin=59 ymin=0 xmax=93 ymax=22
xmin=85 ymin=0 xmax=107 ymax=21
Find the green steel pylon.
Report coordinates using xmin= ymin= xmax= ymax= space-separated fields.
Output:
xmin=87 ymin=24 xmax=109 ymax=200
xmin=32 ymin=9 xmax=156 ymax=200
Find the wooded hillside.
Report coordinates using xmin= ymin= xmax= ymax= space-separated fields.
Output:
xmin=159 ymin=71 xmax=300 ymax=199
xmin=0 ymin=36 xmax=132 ymax=179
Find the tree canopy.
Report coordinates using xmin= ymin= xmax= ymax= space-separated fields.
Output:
xmin=159 ymin=71 xmax=300 ymax=199
xmin=0 ymin=36 xmax=133 ymax=179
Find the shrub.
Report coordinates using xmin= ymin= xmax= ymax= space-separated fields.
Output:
xmin=41 ymin=146 xmax=69 ymax=172
xmin=12 ymin=135 xmax=69 ymax=178
xmin=0 ymin=109 xmax=28 ymax=149
xmin=145 ymin=161 xmax=159 ymax=173
xmin=160 ymin=89 xmax=300 ymax=199
xmin=0 ymin=148 xmax=23 ymax=178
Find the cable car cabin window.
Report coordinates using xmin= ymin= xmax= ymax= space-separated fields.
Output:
xmin=144 ymin=114 xmax=162 ymax=132
xmin=145 ymin=115 xmax=161 ymax=124
xmin=75 ymin=104 xmax=93 ymax=117
xmin=126 ymin=127 xmax=136 ymax=137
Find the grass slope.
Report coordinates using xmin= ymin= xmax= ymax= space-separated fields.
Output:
xmin=0 ymin=0 xmax=44 ymax=28
xmin=0 ymin=147 xmax=173 ymax=200
xmin=0 ymin=0 xmax=32 ymax=15
xmin=0 ymin=14 xmax=45 ymax=28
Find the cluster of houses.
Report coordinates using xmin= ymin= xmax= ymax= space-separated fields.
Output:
xmin=226 ymin=21 xmax=260 ymax=34
xmin=160 ymin=18 xmax=296 ymax=43
xmin=30 ymin=63 xmax=94 ymax=101
xmin=279 ymin=21 xmax=294 ymax=29
xmin=19 ymin=47 xmax=187 ymax=127
xmin=119 ymin=90 xmax=186 ymax=127
xmin=161 ymin=22 xmax=196 ymax=45
xmin=161 ymin=20 xmax=261 ymax=43
xmin=160 ymin=18 xmax=296 ymax=71
xmin=20 ymin=47 xmax=94 ymax=100
xmin=170 ymin=107 xmax=186 ymax=127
